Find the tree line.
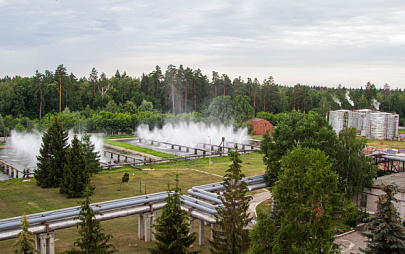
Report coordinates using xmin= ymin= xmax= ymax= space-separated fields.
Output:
xmin=1 ymin=65 xmax=404 ymax=130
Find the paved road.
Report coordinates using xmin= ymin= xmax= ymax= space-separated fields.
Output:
xmin=335 ymin=226 xmax=367 ymax=253
xmin=248 ymin=190 xmax=272 ymax=218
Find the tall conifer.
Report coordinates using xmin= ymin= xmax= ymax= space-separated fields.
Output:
xmin=11 ymin=216 xmax=38 ymax=254
xmin=149 ymin=174 xmax=198 ymax=254
xmin=210 ymin=146 xmax=252 ymax=254
xmin=81 ymin=134 xmax=102 ymax=176
xmin=60 ymin=135 xmax=90 ymax=198
xmin=67 ymin=186 xmax=116 ymax=254
xmin=35 ymin=117 xmax=68 ymax=187
xmin=361 ymin=183 xmax=405 ymax=253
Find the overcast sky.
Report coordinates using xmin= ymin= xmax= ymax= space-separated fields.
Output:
xmin=1 ymin=0 xmax=404 ymax=89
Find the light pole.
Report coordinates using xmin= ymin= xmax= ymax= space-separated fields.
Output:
xmin=208 ymin=136 xmax=212 ymax=166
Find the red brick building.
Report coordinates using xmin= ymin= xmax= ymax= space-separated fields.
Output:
xmin=246 ymin=118 xmax=273 ymax=135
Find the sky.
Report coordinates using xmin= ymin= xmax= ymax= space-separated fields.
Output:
xmin=1 ymin=0 xmax=404 ymax=89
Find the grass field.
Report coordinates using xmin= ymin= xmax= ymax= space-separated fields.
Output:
xmin=0 ymin=151 xmax=266 ymax=253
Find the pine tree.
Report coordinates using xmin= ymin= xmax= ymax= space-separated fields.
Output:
xmin=80 ymin=134 xmax=102 ymax=176
xmin=209 ymin=146 xmax=252 ymax=254
xmin=67 ymin=186 xmax=116 ymax=254
xmin=60 ymin=135 xmax=90 ymax=198
xmin=149 ymin=174 xmax=199 ymax=254
xmin=35 ymin=117 xmax=68 ymax=188
xmin=361 ymin=183 xmax=405 ymax=254
xmin=10 ymin=216 xmax=39 ymax=254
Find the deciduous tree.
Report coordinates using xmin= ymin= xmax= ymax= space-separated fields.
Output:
xmin=271 ymin=146 xmax=341 ymax=253
xmin=261 ymin=110 xmax=337 ymax=179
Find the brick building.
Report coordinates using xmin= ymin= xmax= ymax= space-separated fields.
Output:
xmin=246 ymin=118 xmax=273 ymax=135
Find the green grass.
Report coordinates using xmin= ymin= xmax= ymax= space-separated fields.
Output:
xmin=249 ymin=135 xmax=264 ymax=140
xmin=365 ymin=138 xmax=405 ymax=149
xmin=0 ymin=152 xmax=266 ymax=253
xmin=104 ymin=139 xmax=177 ymax=159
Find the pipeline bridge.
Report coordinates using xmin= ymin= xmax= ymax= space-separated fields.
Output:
xmin=0 ymin=174 xmax=268 ymax=254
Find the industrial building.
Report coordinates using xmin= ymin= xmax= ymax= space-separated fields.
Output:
xmin=328 ymin=109 xmax=399 ymax=140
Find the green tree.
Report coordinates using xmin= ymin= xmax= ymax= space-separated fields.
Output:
xmin=118 ymin=173 xmax=129 ymax=191
xmin=81 ymin=134 xmax=102 ymax=176
xmin=67 ymin=186 xmax=117 ymax=254
xmin=249 ymin=208 xmax=277 ymax=254
xmin=122 ymin=100 xmax=138 ymax=114
xmin=139 ymin=99 xmax=154 ymax=112
xmin=271 ymin=146 xmax=341 ymax=253
xmin=233 ymin=95 xmax=254 ymax=123
xmin=209 ymin=147 xmax=252 ymax=254
xmin=335 ymin=127 xmax=376 ymax=200
xmin=361 ymin=183 xmax=405 ymax=254
xmin=60 ymin=135 xmax=90 ymax=198
xmin=0 ymin=114 xmax=8 ymax=142
xmin=149 ymin=174 xmax=198 ymax=254
xmin=261 ymin=110 xmax=337 ymax=179
xmin=35 ymin=117 xmax=68 ymax=188
xmin=206 ymin=95 xmax=234 ymax=125
xmin=11 ymin=216 xmax=39 ymax=254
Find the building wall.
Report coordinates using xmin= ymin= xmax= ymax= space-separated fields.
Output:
xmin=355 ymin=187 xmax=405 ymax=220
xmin=252 ymin=120 xmax=273 ymax=135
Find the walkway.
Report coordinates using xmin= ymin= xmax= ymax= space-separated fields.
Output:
xmin=335 ymin=226 xmax=367 ymax=253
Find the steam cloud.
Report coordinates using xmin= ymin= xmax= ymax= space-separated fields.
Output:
xmin=371 ymin=98 xmax=380 ymax=110
xmin=332 ymin=96 xmax=341 ymax=107
xmin=345 ymin=91 xmax=354 ymax=107
xmin=137 ymin=121 xmax=249 ymax=148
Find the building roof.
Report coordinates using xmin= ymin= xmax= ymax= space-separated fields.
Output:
xmin=374 ymin=172 xmax=405 ymax=191
xmin=245 ymin=118 xmax=271 ymax=125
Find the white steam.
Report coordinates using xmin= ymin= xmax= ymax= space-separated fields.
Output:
xmin=9 ymin=131 xmax=104 ymax=166
xmin=371 ymin=98 xmax=380 ymax=110
xmin=137 ymin=122 xmax=249 ymax=148
xmin=332 ymin=96 xmax=341 ymax=107
xmin=9 ymin=131 xmax=42 ymax=165
xmin=345 ymin=91 xmax=354 ymax=107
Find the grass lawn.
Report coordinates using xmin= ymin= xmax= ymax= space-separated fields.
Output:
xmin=0 ymin=151 xmax=266 ymax=253
xmin=249 ymin=135 xmax=264 ymax=140
xmin=365 ymin=138 xmax=405 ymax=149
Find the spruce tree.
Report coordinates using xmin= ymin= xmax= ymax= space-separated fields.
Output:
xmin=81 ymin=134 xmax=102 ymax=176
xmin=35 ymin=117 xmax=68 ymax=188
xmin=67 ymin=186 xmax=116 ymax=254
xmin=149 ymin=174 xmax=199 ymax=254
xmin=11 ymin=216 xmax=39 ymax=254
xmin=60 ymin=135 xmax=90 ymax=198
xmin=361 ymin=183 xmax=405 ymax=254
xmin=209 ymin=146 xmax=252 ymax=254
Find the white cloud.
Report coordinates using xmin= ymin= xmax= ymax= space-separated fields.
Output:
xmin=0 ymin=0 xmax=404 ymax=88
